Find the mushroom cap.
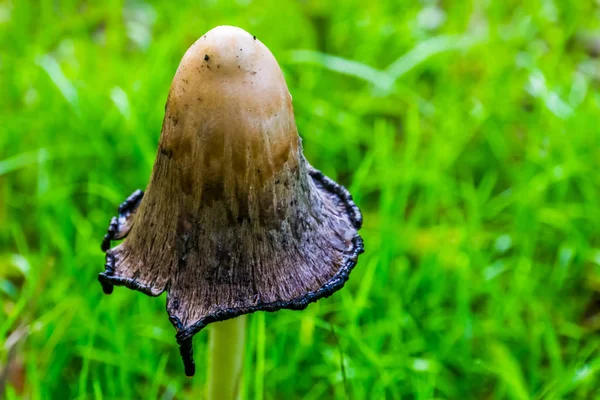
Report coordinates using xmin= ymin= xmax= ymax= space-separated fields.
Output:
xmin=99 ymin=25 xmax=364 ymax=376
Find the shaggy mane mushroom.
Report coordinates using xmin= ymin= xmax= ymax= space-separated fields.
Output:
xmin=99 ymin=25 xmax=364 ymax=377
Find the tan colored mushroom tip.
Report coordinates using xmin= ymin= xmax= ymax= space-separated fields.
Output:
xmin=160 ymin=25 xmax=299 ymax=197
xmin=174 ymin=25 xmax=290 ymax=96
xmin=183 ymin=25 xmax=275 ymax=77
xmin=99 ymin=25 xmax=364 ymax=378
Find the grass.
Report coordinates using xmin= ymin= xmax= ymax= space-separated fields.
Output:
xmin=1 ymin=0 xmax=600 ymax=398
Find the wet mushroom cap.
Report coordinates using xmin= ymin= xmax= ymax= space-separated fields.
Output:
xmin=99 ymin=25 xmax=364 ymax=376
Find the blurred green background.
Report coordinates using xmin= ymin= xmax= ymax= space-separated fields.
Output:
xmin=2 ymin=0 xmax=600 ymax=398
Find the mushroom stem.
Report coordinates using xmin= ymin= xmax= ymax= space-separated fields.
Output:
xmin=207 ymin=316 xmax=247 ymax=400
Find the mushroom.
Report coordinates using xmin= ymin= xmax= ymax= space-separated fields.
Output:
xmin=99 ymin=26 xmax=364 ymax=378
